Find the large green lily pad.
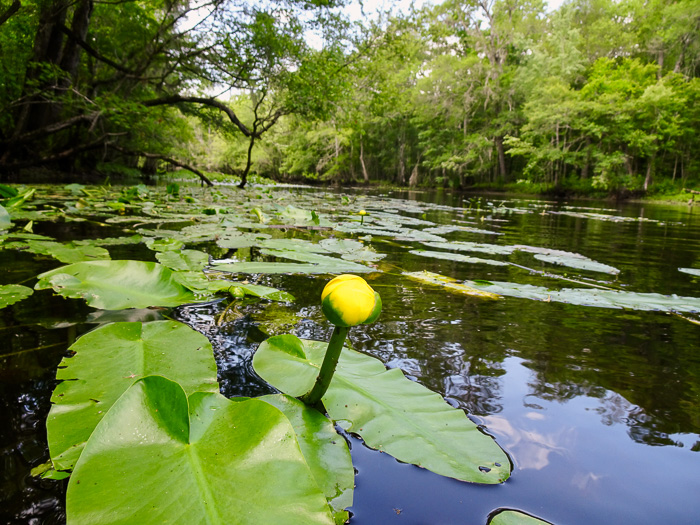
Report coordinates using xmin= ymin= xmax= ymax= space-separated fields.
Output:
xmin=0 ymin=284 xmax=33 ymax=309
xmin=259 ymin=394 xmax=353 ymax=524
xmin=47 ymin=321 xmax=218 ymax=471
xmin=488 ymin=509 xmax=553 ymax=525
xmin=67 ymin=376 xmax=335 ymax=524
xmin=35 ymin=260 xmax=206 ymax=309
xmin=253 ymin=334 xmax=510 ymax=484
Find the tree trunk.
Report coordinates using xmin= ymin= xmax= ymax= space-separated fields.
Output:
xmin=0 ymin=0 xmax=21 ymax=27
xmin=643 ymin=155 xmax=654 ymax=191
xmin=397 ymin=136 xmax=406 ymax=185
xmin=360 ymin=138 xmax=369 ymax=184
xmin=408 ymin=158 xmax=420 ymax=187
xmin=495 ymin=136 xmax=507 ymax=181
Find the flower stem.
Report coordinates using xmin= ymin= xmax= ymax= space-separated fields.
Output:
xmin=301 ymin=326 xmax=349 ymax=406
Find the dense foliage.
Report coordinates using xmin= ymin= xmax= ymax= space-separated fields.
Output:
xmin=1 ymin=0 xmax=699 ymax=195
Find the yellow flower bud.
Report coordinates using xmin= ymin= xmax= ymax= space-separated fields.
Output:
xmin=321 ymin=274 xmax=382 ymax=327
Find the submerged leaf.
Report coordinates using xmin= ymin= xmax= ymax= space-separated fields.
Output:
xmin=404 ymin=271 xmax=501 ymax=299
xmin=67 ymin=377 xmax=335 ymax=524
xmin=47 ymin=321 xmax=218 ymax=471
xmin=253 ymin=335 xmax=510 ymax=484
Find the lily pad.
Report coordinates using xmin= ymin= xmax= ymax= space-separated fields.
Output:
xmin=8 ymin=240 xmax=112 ymax=264
xmin=0 ymin=204 xmax=11 ymax=230
xmin=67 ymin=376 xmax=334 ymax=524
xmin=404 ymin=271 xmax=501 ymax=300
xmin=0 ymin=284 xmax=33 ymax=309
xmin=35 ymin=260 xmax=205 ymax=309
xmin=679 ymin=268 xmax=700 ymax=277
xmin=466 ymin=280 xmax=700 ymax=313
xmin=156 ymin=249 xmax=210 ymax=271
xmin=253 ymin=335 xmax=510 ymax=484
xmin=47 ymin=321 xmax=218 ymax=471
xmin=409 ymin=249 xmax=509 ymax=266
xmin=259 ymin=394 xmax=353 ymax=524
xmin=488 ymin=509 xmax=553 ymax=525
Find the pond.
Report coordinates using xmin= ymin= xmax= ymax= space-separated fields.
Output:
xmin=1 ymin=183 xmax=699 ymax=524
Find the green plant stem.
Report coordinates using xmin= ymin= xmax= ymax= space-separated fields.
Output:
xmin=301 ymin=326 xmax=349 ymax=406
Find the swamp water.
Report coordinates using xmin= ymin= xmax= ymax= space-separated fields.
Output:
xmin=1 ymin=184 xmax=699 ymax=524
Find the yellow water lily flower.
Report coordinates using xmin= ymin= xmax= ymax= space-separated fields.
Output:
xmin=321 ymin=274 xmax=382 ymax=327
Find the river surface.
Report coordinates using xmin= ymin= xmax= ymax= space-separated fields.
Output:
xmin=1 ymin=185 xmax=699 ymax=524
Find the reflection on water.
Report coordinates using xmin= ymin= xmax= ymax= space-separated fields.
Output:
xmin=1 ymin=188 xmax=700 ymax=524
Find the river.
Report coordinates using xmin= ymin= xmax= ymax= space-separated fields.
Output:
xmin=1 ymin=185 xmax=699 ymax=524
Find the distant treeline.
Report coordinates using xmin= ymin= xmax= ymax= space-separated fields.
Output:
xmin=1 ymin=0 xmax=698 ymax=193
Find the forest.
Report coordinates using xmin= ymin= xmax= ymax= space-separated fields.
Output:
xmin=0 ymin=0 xmax=699 ymax=196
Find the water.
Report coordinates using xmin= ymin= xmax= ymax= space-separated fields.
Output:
xmin=1 ymin=186 xmax=699 ymax=524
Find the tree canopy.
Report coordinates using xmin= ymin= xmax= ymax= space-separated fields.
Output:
xmin=1 ymin=0 xmax=698 ymax=194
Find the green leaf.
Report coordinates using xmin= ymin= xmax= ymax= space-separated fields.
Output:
xmin=212 ymin=249 xmax=372 ymax=274
xmin=35 ymin=260 xmax=207 ymax=309
xmin=67 ymin=377 xmax=334 ymax=525
xmin=319 ymin=238 xmax=385 ymax=262
xmin=488 ymin=510 xmax=553 ymax=525
xmin=253 ymin=335 xmax=510 ymax=484
xmin=404 ymin=271 xmax=501 ymax=300
xmin=409 ymin=249 xmax=509 ymax=266
xmin=23 ymin=240 xmax=111 ymax=264
xmin=156 ymin=249 xmax=210 ymax=271
xmin=466 ymin=280 xmax=700 ymax=313
xmin=259 ymin=394 xmax=353 ymax=524
xmin=0 ymin=204 xmax=11 ymax=230
xmin=47 ymin=321 xmax=218 ymax=471
xmin=0 ymin=284 xmax=33 ymax=309
xmin=145 ymin=237 xmax=184 ymax=252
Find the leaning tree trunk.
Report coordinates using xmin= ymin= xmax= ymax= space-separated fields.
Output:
xmin=495 ymin=136 xmax=507 ymax=182
xmin=360 ymin=138 xmax=369 ymax=184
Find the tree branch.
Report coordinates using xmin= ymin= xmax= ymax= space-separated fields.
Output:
xmin=0 ymin=0 xmax=20 ymax=27
xmin=109 ymin=145 xmax=214 ymax=187
xmin=143 ymin=95 xmax=258 ymax=137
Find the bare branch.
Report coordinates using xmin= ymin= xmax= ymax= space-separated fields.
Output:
xmin=0 ymin=0 xmax=21 ymax=27
xmin=109 ymin=145 xmax=214 ymax=187
xmin=143 ymin=95 xmax=258 ymax=137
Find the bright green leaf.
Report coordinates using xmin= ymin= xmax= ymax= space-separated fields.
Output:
xmin=0 ymin=284 xmax=33 ymax=309
xmin=253 ymin=335 xmax=510 ymax=484
xmin=67 ymin=376 xmax=335 ymax=525
xmin=47 ymin=321 xmax=218 ymax=471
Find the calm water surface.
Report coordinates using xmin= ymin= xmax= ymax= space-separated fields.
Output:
xmin=1 ymin=187 xmax=699 ymax=524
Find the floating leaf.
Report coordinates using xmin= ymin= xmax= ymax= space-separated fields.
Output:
xmin=423 ymin=241 xmax=515 ymax=255
xmin=488 ymin=509 xmax=553 ymax=525
xmin=679 ymin=268 xmax=700 ymax=277
xmin=145 ymin=237 xmax=184 ymax=252
xmin=212 ymin=249 xmax=372 ymax=274
xmin=47 ymin=321 xmax=218 ymax=471
xmin=319 ymin=238 xmax=385 ymax=262
xmin=22 ymin=240 xmax=111 ymax=264
xmin=0 ymin=204 xmax=11 ymax=230
xmin=0 ymin=284 xmax=33 ymax=309
xmin=74 ymin=234 xmax=143 ymax=246
xmin=67 ymin=377 xmax=334 ymax=524
xmin=259 ymin=394 xmax=353 ymax=523
xmin=156 ymin=249 xmax=209 ymax=271
xmin=409 ymin=249 xmax=509 ymax=266
xmin=404 ymin=271 xmax=501 ymax=300
xmin=466 ymin=280 xmax=700 ymax=313
xmin=253 ymin=335 xmax=510 ymax=484
xmin=35 ymin=260 xmax=205 ymax=309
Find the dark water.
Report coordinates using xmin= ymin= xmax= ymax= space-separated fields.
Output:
xmin=1 ymin=187 xmax=700 ymax=524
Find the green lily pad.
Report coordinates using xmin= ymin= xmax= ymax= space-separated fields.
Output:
xmin=156 ymin=249 xmax=210 ymax=271
xmin=0 ymin=204 xmax=11 ymax=230
xmin=253 ymin=335 xmax=510 ymax=484
xmin=67 ymin=376 xmax=335 ymax=524
xmin=47 ymin=321 xmax=218 ymax=471
xmin=319 ymin=238 xmax=385 ymax=262
xmin=466 ymin=280 xmax=700 ymax=313
xmin=24 ymin=240 xmax=111 ymax=264
xmin=0 ymin=284 xmax=33 ymax=309
xmin=259 ymin=394 xmax=353 ymax=524
xmin=145 ymin=237 xmax=184 ymax=252
xmin=488 ymin=509 xmax=553 ymax=525
xmin=35 ymin=260 xmax=206 ymax=309
xmin=423 ymin=241 xmax=515 ymax=256
xmin=212 ymin=249 xmax=372 ymax=274
xmin=409 ymin=249 xmax=509 ymax=266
